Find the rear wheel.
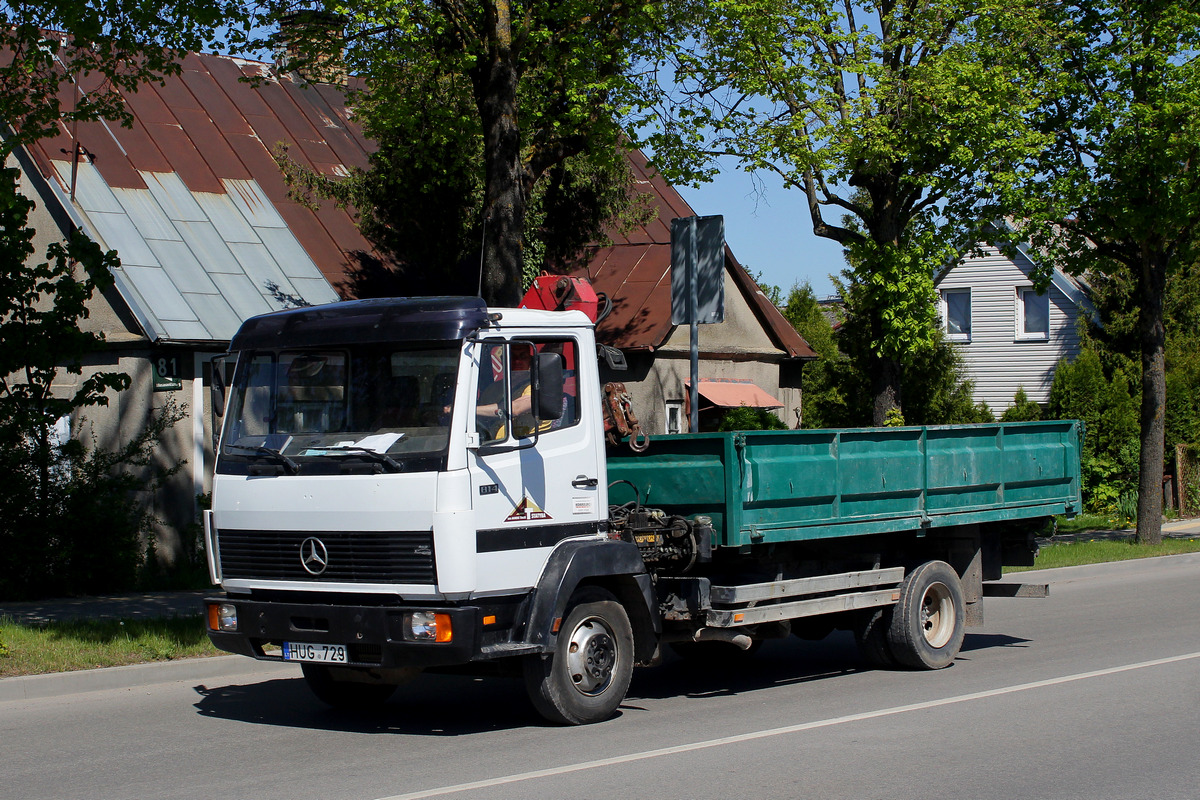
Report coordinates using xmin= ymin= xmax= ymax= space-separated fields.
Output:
xmin=524 ymin=588 xmax=634 ymax=725
xmin=854 ymin=606 xmax=898 ymax=668
xmin=886 ymin=560 xmax=965 ymax=669
xmin=301 ymin=664 xmax=399 ymax=710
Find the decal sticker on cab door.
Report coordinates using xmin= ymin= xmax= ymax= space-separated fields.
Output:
xmin=505 ymin=494 xmax=552 ymax=522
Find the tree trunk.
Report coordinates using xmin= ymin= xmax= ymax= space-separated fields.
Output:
xmin=1135 ymin=251 xmax=1167 ymax=545
xmin=473 ymin=0 xmax=524 ymax=308
xmin=871 ymin=355 xmax=902 ymax=426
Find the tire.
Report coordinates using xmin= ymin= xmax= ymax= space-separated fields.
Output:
xmin=524 ymin=588 xmax=634 ymax=725
xmin=301 ymin=663 xmax=398 ymax=710
xmin=886 ymin=560 xmax=965 ymax=670
xmin=854 ymin=606 xmax=898 ymax=668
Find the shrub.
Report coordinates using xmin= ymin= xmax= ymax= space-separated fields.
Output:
xmin=718 ymin=406 xmax=788 ymax=431
xmin=1048 ymin=349 xmax=1140 ymax=514
xmin=0 ymin=401 xmax=185 ymax=601
xmin=1001 ymin=387 xmax=1043 ymax=422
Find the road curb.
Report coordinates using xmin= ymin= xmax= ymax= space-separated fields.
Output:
xmin=0 ymin=654 xmax=295 ymax=703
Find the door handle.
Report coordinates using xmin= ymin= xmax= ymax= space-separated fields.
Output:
xmin=571 ymin=476 xmax=599 ymax=488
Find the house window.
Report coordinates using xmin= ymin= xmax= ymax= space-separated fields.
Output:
xmin=665 ymin=400 xmax=684 ymax=435
xmin=1017 ymin=287 xmax=1049 ymax=340
xmin=941 ymin=289 xmax=971 ymax=341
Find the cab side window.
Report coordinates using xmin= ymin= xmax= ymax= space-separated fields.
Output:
xmin=475 ymin=338 xmax=580 ymax=443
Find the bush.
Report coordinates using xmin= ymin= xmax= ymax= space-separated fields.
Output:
xmin=1048 ymin=349 xmax=1140 ymax=514
xmin=0 ymin=401 xmax=186 ymax=601
xmin=718 ymin=406 xmax=788 ymax=431
xmin=1001 ymin=387 xmax=1043 ymax=422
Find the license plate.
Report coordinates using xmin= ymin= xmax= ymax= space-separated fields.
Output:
xmin=282 ymin=642 xmax=347 ymax=663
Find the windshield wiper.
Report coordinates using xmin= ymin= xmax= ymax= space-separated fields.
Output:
xmin=225 ymin=444 xmax=299 ymax=474
xmin=310 ymin=446 xmax=403 ymax=472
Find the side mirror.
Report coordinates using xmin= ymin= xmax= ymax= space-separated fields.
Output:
xmin=533 ymin=352 xmax=564 ymax=421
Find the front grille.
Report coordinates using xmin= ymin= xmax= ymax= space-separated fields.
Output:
xmin=217 ymin=529 xmax=435 ymax=584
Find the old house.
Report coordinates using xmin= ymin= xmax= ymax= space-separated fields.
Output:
xmin=9 ymin=51 xmax=377 ymax=561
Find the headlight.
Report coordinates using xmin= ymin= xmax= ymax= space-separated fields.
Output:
xmin=207 ymin=602 xmax=238 ymax=632
xmin=405 ymin=611 xmax=452 ymax=642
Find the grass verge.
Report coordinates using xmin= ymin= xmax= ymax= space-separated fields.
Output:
xmin=0 ymin=615 xmax=220 ymax=679
xmin=1008 ymin=537 xmax=1200 ymax=572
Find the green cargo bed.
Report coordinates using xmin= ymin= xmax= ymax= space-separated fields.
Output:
xmin=605 ymin=421 xmax=1083 ymax=548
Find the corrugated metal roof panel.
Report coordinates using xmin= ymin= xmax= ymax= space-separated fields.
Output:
xmin=85 ymin=211 xmax=159 ymax=267
xmin=143 ymin=120 xmax=223 ymax=194
xmin=108 ymin=118 xmax=173 ymax=174
xmin=257 ymin=226 xmax=326 ymax=279
xmin=185 ymin=291 xmax=244 ymax=340
xmin=175 ymin=219 xmax=240 ymax=274
xmin=143 ymin=172 xmax=207 ymax=222
xmin=181 ymin=61 xmax=253 ymax=136
xmin=51 ymin=161 xmax=124 ymax=214
xmin=146 ymin=238 xmax=220 ymax=294
xmin=195 ymin=192 xmax=260 ymax=243
xmin=289 ymin=277 xmax=340 ymax=305
xmin=227 ymin=241 xmax=293 ymax=293
xmin=111 ymin=187 xmax=182 ymax=242
xmin=173 ymin=106 xmax=252 ymax=181
xmin=121 ymin=266 xmax=199 ymax=323
xmin=209 ymin=272 xmax=274 ymax=319
xmin=74 ymin=119 xmax=146 ymax=190
xmin=161 ymin=319 xmax=212 ymax=340
xmin=224 ymin=178 xmax=287 ymax=228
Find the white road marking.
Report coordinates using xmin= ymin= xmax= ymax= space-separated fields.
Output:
xmin=375 ymin=651 xmax=1200 ymax=800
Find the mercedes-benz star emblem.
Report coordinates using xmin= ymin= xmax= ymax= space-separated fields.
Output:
xmin=300 ymin=537 xmax=329 ymax=575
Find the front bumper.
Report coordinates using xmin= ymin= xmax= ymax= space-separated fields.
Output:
xmin=205 ymin=597 xmax=489 ymax=669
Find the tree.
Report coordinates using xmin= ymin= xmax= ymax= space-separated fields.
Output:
xmin=265 ymin=0 xmax=666 ymax=305
xmin=0 ymin=169 xmax=130 ymax=505
xmin=0 ymin=2 xmax=245 ymax=596
xmin=768 ymin=279 xmax=990 ymax=428
xmin=644 ymin=0 xmax=1058 ymax=424
xmin=1025 ymin=0 xmax=1200 ymax=544
xmin=0 ymin=1 xmax=248 ymax=155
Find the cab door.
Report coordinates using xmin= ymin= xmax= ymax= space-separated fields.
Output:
xmin=467 ymin=336 xmax=604 ymax=594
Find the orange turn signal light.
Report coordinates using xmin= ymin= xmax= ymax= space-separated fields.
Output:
xmin=434 ymin=613 xmax=453 ymax=643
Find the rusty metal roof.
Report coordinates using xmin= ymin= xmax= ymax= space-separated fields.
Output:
xmin=575 ymin=149 xmax=816 ymax=359
xmin=21 ymin=52 xmax=372 ymax=342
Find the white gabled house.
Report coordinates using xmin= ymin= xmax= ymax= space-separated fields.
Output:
xmin=935 ymin=241 xmax=1095 ymax=412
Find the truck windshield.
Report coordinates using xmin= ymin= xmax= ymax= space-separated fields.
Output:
xmin=218 ymin=343 xmax=460 ymax=474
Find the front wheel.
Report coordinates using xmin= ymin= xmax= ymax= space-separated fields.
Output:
xmin=524 ymin=588 xmax=634 ymax=725
xmin=886 ymin=560 xmax=965 ymax=669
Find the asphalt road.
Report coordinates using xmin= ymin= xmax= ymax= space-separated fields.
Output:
xmin=4 ymin=555 xmax=1199 ymax=800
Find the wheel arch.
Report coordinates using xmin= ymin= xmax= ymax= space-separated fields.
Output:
xmin=523 ymin=539 xmax=658 ymax=662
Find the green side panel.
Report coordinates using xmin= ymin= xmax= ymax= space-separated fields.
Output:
xmin=605 ymin=421 xmax=1083 ymax=549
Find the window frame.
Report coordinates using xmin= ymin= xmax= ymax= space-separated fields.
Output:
xmin=940 ymin=288 xmax=972 ymax=342
xmin=664 ymin=400 xmax=684 ymax=435
xmin=1015 ymin=285 xmax=1050 ymax=341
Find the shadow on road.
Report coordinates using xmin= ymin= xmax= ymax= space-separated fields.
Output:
xmin=191 ymin=629 xmax=1033 ymax=733
xmin=192 ymin=671 xmax=542 ymax=736
xmin=960 ymin=632 xmax=1031 ymax=653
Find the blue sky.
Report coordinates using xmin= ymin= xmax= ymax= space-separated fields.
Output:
xmin=673 ymin=164 xmax=846 ymax=300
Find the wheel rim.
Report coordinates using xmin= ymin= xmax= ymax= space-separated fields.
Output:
xmin=919 ymin=581 xmax=955 ymax=648
xmin=565 ymin=615 xmax=617 ymax=696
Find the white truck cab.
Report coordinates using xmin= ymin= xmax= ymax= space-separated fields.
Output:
xmin=206 ymin=297 xmax=654 ymax=724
